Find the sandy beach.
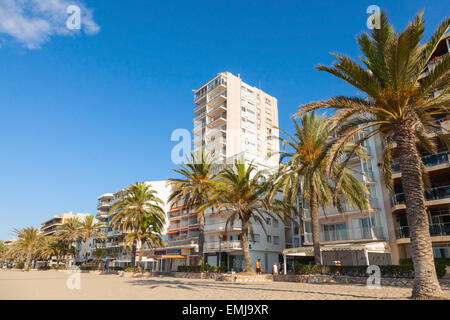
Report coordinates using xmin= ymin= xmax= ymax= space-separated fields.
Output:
xmin=1 ymin=270 xmax=448 ymax=300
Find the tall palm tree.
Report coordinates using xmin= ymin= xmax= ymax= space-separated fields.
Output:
xmin=268 ymin=113 xmax=370 ymax=264
xmin=78 ymin=216 xmax=106 ymax=264
xmin=200 ymin=160 xmax=294 ymax=273
xmin=110 ymin=183 xmax=166 ymax=267
xmin=123 ymin=215 xmax=165 ymax=272
xmin=0 ymin=241 xmax=8 ymax=263
xmin=168 ymin=150 xmax=218 ymax=266
xmin=56 ymin=217 xmax=82 ymax=265
xmin=296 ymin=12 xmax=449 ymax=299
xmin=13 ymin=227 xmax=42 ymax=270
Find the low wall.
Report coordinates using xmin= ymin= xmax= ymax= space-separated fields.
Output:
xmin=216 ymin=274 xmax=274 ymax=283
xmin=273 ymin=274 xmax=450 ymax=288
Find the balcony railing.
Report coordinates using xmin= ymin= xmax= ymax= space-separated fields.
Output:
xmin=393 ymin=151 xmax=449 ymax=172
xmin=205 ymin=240 xmax=242 ymax=251
xmin=204 ymin=221 xmax=242 ymax=233
xmin=167 ymin=238 xmax=198 ymax=246
xmin=392 ymin=185 xmax=450 ymax=206
xmin=304 ymin=226 xmax=385 ymax=243
xmin=396 ymin=223 xmax=450 ymax=239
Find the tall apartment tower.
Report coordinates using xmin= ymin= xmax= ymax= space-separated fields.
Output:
xmin=193 ymin=72 xmax=279 ymax=165
xmin=164 ymin=72 xmax=284 ymax=273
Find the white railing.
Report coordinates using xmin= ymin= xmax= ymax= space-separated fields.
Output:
xmin=204 ymin=221 xmax=242 ymax=233
xmin=303 ymin=226 xmax=385 ymax=243
xmin=205 ymin=240 xmax=242 ymax=250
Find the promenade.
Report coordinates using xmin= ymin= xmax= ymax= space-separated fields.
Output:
xmin=2 ymin=270 xmax=448 ymax=300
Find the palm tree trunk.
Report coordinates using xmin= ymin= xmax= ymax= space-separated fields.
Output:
xmin=26 ymin=246 xmax=32 ymax=270
xmin=396 ymin=126 xmax=444 ymax=299
xmin=241 ymin=218 xmax=254 ymax=273
xmin=83 ymin=238 xmax=89 ymax=264
xmin=131 ymin=241 xmax=136 ymax=267
xmin=309 ymin=182 xmax=322 ymax=265
xmin=138 ymin=241 xmax=144 ymax=273
xmin=198 ymin=213 xmax=205 ymax=266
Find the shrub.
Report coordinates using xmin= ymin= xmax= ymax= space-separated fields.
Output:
xmin=16 ymin=262 xmax=24 ymax=269
xmin=108 ymin=266 xmax=124 ymax=271
xmin=400 ymin=258 xmax=450 ymax=267
xmin=124 ymin=266 xmax=139 ymax=272
xmin=294 ymin=264 xmax=328 ymax=275
xmin=79 ymin=265 xmax=97 ymax=271
xmin=177 ymin=264 xmax=227 ymax=273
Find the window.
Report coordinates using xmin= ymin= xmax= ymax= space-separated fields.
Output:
xmin=274 ymin=236 xmax=280 ymax=245
xmin=266 ymin=218 xmax=271 ymax=225
xmin=267 ymin=235 xmax=272 ymax=243
xmin=273 ymin=219 xmax=279 ymax=228
xmin=251 ymin=234 xmax=260 ymax=243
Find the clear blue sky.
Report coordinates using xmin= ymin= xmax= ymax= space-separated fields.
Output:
xmin=0 ymin=0 xmax=448 ymax=240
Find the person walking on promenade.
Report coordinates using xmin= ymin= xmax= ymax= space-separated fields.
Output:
xmin=255 ymin=259 xmax=262 ymax=274
xmin=272 ymin=262 xmax=278 ymax=275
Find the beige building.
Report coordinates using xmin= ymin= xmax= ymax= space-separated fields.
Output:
xmin=193 ymin=72 xmax=279 ymax=165
xmin=40 ymin=212 xmax=91 ymax=236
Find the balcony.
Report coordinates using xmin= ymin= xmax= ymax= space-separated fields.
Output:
xmin=207 ymin=113 xmax=227 ymax=128
xmin=304 ymin=226 xmax=385 ymax=243
xmin=208 ymin=91 xmax=227 ymax=108
xmin=392 ymin=151 xmax=449 ymax=173
xmin=193 ymin=123 xmax=206 ymax=135
xmin=194 ymin=105 xmax=206 ymax=115
xmin=97 ymin=200 xmax=114 ymax=210
xmin=395 ymin=223 xmax=450 ymax=239
xmin=105 ymin=241 xmax=123 ymax=248
xmin=167 ymin=238 xmax=198 ymax=247
xmin=193 ymin=136 xmax=204 ymax=146
xmin=303 ymin=197 xmax=379 ymax=218
xmin=204 ymin=221 xmax=242 ymax=234
xmin=207 ymin=102 xmax=227 ymax=118
xmin=205 ymin=240 xmax=242 ymax=251
xmin=392 ymin=185 xmax=450 ymax=208
xmin=207 ymin=76 xmax=227 ymax=95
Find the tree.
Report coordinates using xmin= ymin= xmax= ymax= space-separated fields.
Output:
xmin=168 ymin=150 xmax=218 ymax=266
xmin=56 ymin=217 xmax=82 ymax=266
xmin=268 ymin=113 xmax=370 ymax=264
xmin=110 ymin=183 xmax=166 ymax=267
xmin=13 ymin=227 xmax=42 ymax=270
xmin=296 ymin=12 xmax=449 ymax=299
xmin=0 ymin=241 xmax=8 ymax=264
xmin=78 ymin=216 xmax=106 ymax=264
xmin=123 ymin=215 xmax=165 ymax=272
xmin=92 ymin=246 xmax=105 ymax=270
xmin=200 ymin=160 xmax=294 ymax=273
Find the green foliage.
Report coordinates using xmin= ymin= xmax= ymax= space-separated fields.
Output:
xmin=294 ymin=264 xmax=447 ymax=279
xmin=295 ymin=264 xmax=329 ymax=275
xmin=400 ymin=258 xmax=450 ymax=267
xmin=108 ymin=266 xmax=124 ymax=271
xmin=177 ymin=264 xmax=227 ymax=273
xmin=79 ymin=265 xmax=98 ymax=271
xmin=124 ymin=266 xmax=139 ymax=272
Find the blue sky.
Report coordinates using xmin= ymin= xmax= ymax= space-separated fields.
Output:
xmin=0 ymin=0 xmax=448 ymax=240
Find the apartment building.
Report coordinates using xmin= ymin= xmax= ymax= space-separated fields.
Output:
xmin=193 ymin=72 xmax=279 ymax=165
xmin=40 ymin=212 xmax=92 ymax=265
xmin=388 ymin=33 xmax=450 ymax=262
xmin=162 ymin=72 xmax=285 ymax=273
xmin=95 ymin=180 xmax=171 ymax=268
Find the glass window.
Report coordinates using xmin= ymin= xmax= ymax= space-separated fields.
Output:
xmin=267 ymin=235 xmax=272 ymax=243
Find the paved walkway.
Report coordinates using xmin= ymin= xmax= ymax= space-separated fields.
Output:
xmin=1 ymin=270 xmax=449 ymax=300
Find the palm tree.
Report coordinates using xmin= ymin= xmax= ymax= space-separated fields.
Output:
xmin=168 ymin=150 xmax=218 ymax=266
xmin=78 ymin=216 xmax=106 ymax=264
xmin=110 ymin=183 xmax=166 ymax=267
xmin=268 ymin=113 xmax=370 ymax=264
xmin=296 ymin=12 xmax=449 ymax=299
xmin=123 ymin=216 xmax=165 ymax=272
xmin=0 ymin=241 xmax=8 ymax=264
xmin=92 ymin=246 xmax=105 ymax=270
xmin=13 ymin=227 xmax=42 ymax=270
xmin=56 ymin=217 xmax=82 ymax=266
xmin=200 ymin=160 xmax=294 ymax=273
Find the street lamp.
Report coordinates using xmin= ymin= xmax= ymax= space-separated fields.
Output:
xmin=218 ymin=235 xmax=222 ymax=268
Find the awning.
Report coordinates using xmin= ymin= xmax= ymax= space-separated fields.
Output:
xmin=282 ymin=242 xmax=390 ymax=257
xmin=160 ymin=255 xmax=186 ymax=259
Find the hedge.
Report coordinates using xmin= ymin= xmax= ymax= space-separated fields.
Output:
xmin=124 ymin=266 xmax=139 ymax=272
xmin=79 ymin=265 xmax=98 ymax=271
xmin=400 ymin=258 xmax=450 ymax=267
xmin=178 ymin=264 xmax=227 ymax=273
xmin=295 ymin=264 xmax=447 ymax=279
xmin=108 ymin=266 xmax=124 ymax=271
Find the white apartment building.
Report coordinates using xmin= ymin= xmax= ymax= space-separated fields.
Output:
xmin=163 ymin=72 xmax=285 ymax=273
xmin=95 ymin=180 xmax=171 ymax=269
xmin=40 ymin=211 xmax=93 ymax=265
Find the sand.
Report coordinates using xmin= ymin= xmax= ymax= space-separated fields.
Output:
xmin=1 ymin=270 xmax=448 ymax=300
